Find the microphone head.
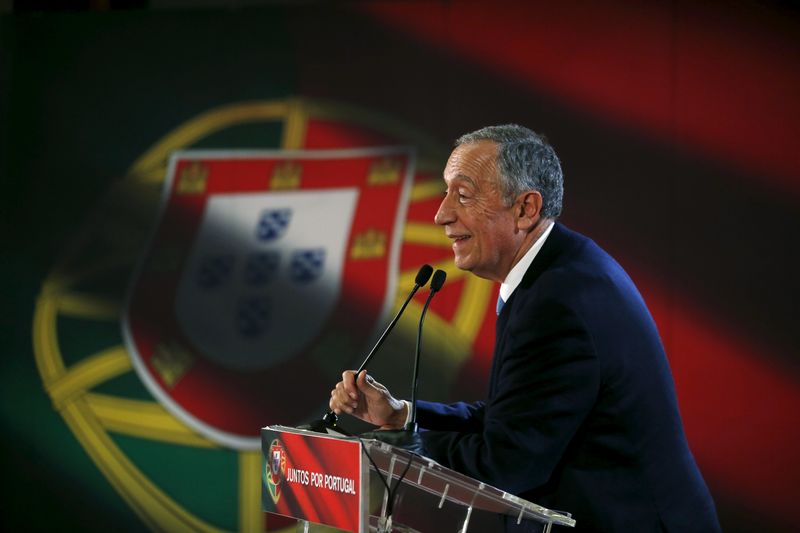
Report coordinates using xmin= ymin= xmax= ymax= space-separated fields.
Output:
xmin=415 ymin=264 xmax=434 ymax=287
xmin=430 ymin=269 xmax=447 ymax=292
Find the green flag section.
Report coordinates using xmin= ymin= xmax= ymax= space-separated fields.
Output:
xmin=19 ymin=94 xmax=473 ymax=531
xmin=2 ymin=10 xmax=479 ymax=531
xmin=4 ymin=9 xmax=292 ymax=532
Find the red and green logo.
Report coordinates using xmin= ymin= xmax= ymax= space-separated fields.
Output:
xmin=265 ymin=439 xmax=286 ymax=504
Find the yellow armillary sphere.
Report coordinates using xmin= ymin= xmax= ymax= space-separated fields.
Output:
xmin=33 ymin=98 xmax=495 ymax=532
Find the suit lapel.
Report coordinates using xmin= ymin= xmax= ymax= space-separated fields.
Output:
xmin=518 ymin=222 xmax=570 ymax=291
xmin=488 ymin=222 xmax=571 ymax=398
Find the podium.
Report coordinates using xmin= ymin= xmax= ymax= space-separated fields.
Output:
xmin=262 ymin=425 xmax=575 ymax=533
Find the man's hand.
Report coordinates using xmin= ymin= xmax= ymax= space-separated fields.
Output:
xmin=329 ymin=370 xmax=407 ymax=429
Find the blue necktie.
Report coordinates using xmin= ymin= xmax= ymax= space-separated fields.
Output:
xmin=496 ymin=295 xmax=505 ymax=315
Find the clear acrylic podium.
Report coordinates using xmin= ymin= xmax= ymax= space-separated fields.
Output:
xmin=262 ymin=425 xmax=575 ymax=533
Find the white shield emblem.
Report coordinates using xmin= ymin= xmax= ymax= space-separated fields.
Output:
xmin=174 ymin=189 xmax=357 ymax=370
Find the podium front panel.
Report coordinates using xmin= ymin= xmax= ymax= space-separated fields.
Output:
xmin=262 ymin=426 xmax=575 ymax=532
xmin=261 ymin=427 xmax=366 ymax=533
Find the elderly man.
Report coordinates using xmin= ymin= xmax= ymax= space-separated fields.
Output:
xmin=329 ymin=125 xmax=720 ymax=532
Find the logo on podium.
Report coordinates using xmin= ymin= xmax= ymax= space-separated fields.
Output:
xmin=265 ymin=438 xmax=286 ymax=504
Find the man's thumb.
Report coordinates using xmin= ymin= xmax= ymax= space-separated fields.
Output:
xmin=356 ymin=371 xmax=381 ymax=398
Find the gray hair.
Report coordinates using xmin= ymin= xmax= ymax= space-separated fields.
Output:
xmin=456 ymin=124 xmax=563 ymax=218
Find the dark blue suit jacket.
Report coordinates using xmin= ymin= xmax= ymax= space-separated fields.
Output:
xmin=417 ymin=223 xmax=720 ymax=532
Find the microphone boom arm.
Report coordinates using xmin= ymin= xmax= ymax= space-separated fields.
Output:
xmin=407 ymin=269 xmax=447 ymax=431
xmin=320 ymin=264 xmax=434 ymax=428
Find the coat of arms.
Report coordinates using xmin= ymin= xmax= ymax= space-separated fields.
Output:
xmin=265 ymin=439 xmax=286 ymax=504
xmin=122 ymin=147 xmax=415 ymax=449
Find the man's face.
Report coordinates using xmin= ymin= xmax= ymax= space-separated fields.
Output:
xmin=435 ymin=141 xmax=524 ymax=283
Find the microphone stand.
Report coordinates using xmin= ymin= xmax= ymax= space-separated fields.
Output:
xmin=300 ymin=265 xmax=433 ymax=434
xmin=406 ymin=269 xmax=446 ymax=432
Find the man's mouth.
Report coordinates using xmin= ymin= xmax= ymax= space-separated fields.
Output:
xmin=450 ymin=234 xmax=471 ymax=245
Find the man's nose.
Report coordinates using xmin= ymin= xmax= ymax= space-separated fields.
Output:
xmin=434 ymin=196 xmax=455 ymax=226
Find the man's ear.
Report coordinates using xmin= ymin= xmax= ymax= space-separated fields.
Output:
xmin=516 ymin=191 xmax=542 ymax=231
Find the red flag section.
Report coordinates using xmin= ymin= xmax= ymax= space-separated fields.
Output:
xmin=359 ymin=1 xmax=800 ymax=194
xmin=355 ymin=1 xmax=800 ymax=527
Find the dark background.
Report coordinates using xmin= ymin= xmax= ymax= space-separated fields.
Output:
xmin=2 ymin=1 xmax=798 ymax=531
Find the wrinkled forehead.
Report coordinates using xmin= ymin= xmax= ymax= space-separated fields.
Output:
xmin=444 ymin=140 xmax=500 ymax=186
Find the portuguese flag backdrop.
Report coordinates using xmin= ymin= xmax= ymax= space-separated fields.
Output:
xmin=1 ymin=2 xmax=798 ymax=532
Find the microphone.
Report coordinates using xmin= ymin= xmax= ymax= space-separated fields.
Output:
xmin=406 ymin=269 xmax=447 ymax=432
xmin=352 ymin=264 xmax=433 ymax=375
xmin=318 ymin=264 xmax=434 ymax=430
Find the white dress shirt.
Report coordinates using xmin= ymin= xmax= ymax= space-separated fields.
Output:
xmin=499 ymin=221 xmax=555 ymax=304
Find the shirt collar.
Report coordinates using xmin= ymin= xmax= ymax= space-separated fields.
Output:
xmin=499 ymin=221 xmax=554 ymax=302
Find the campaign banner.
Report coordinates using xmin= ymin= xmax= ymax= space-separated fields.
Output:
xmin=261 ymin=427 xmax=364 ymax=532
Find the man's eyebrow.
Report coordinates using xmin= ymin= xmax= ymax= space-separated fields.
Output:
xmin=452 ymin=174 xmax=477 ymax=187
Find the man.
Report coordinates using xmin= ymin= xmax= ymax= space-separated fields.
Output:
xmin=329 ymin=125 xmax=720 ymax=532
